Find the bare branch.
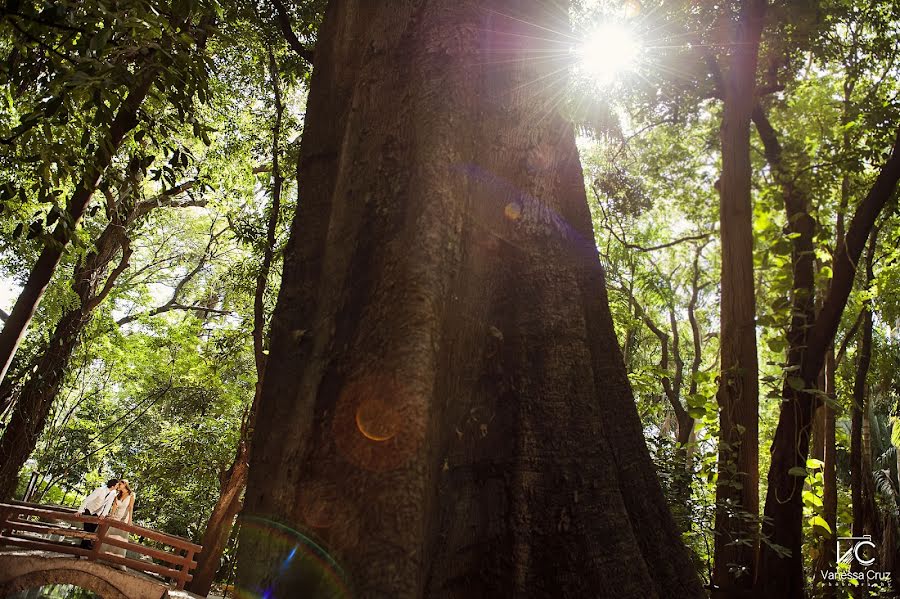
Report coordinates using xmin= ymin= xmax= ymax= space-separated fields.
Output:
xmin=133 ymin=180 xmax=205 ymax=220
xmin=116 ymin=226 xmax=226 ymax=325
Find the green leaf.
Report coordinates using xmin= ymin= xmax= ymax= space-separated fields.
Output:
xmin=808 ymin=515 xmax=832 ymax=535
xmin=788 ymin=466 xmax=808 ymax=477
xmin=803 ymin=490 xmax=823 ymax=508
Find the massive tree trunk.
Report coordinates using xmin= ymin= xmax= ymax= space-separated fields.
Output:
xmin=236 ymin=2 xmax=703 ymax=598
xmin=712 ymin=1 xmax=765 ymax=594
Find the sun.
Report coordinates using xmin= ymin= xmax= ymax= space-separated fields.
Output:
xmin=576 ymin=23 xmax=640 ymax=84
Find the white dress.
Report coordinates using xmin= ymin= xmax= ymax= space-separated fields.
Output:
xmin=103 ymin=493 xmax=135 ymax=560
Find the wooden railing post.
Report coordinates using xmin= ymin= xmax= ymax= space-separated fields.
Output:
xmin=177 ymin=548 xmax=195 ymax=590
xmin=89 ymin=519 xmax=109 ymax=562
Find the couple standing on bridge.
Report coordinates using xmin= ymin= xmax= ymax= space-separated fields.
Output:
xmin=77 ymin=478 xmax=135 ymax=563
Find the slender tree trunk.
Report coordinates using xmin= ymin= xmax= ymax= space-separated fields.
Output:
xmin=0 ymin=68 xmax=156 ymax=386
xmin=236 ymin=2 xmax=704 ymax=598
xmin=186 ymin=48 xmax=285 ymax=597
xmin=753 ymin=99 xmax=818 ymax=597
xmin=712 ymin=1 xmax=765 ymax=594
xmin=813 ymin=83 xmax=855 ymax=595
xmin=850 ymin=229 xmax=881 ymax=594
xmin=812 ymin=349 xmax=837 ymax=599
xmin=188 ymin=441 xmax=250 ymax=595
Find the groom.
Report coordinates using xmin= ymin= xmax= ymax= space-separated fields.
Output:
xmin=77 ymin=478 xmax=118 ymax=549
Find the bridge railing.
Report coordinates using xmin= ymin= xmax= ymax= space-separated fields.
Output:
xmin=0 ymin=501 xmax=202 ymax=590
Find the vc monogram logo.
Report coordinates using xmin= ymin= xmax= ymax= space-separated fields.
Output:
xmin=837 ymin=535 xmax=877 ymax=567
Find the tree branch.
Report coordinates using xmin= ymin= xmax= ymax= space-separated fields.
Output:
xmin=803 ymin=125 xmax=900 ymax=381
xmin=836 ymin=308 xmax=865 ymax=367
xmin=116 ymin=226 xmax=225 ymax=325
xmin=133 ymin=180 xmax=204 ymax=219
xmin=271 ymin=0 xmax=315 ymax=65
xmin=84 ymin=239 xmax=132 ymax=312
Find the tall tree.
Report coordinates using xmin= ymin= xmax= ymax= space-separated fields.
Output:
xmin=187 ymin=47 xmax=286 ymax=596
xmin=756 ymin=123 xmax=900 ymax=596
xmin=0 ymin=1 xmax=214 ymax=384
xmin=236 ymin=1 xmax=703 ymax=597
xmin=711 ymin=1 xmax=766 ymax=593
xmin=752 ymin=1 xmax=900 ymax=590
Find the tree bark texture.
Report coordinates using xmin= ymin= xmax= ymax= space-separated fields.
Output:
xmin=0 ymin=68 xmax=156 ymax=386
xmin=712 ymin=1 xmax=765 ymax=594
xmin=236 ymin=2 xmax=703 ymax=598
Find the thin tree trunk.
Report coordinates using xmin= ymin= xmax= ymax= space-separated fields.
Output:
xmin=187 ymin=48 xmax=285 ymax=597
xmin=236 ymin=2 xmax=704 ymax=598
xmin=812 ymin=349 xmax=837 ymax=599
xmin=850 ymin=229 xmax=880 ymax=594
xmin=752 ymin=99 xmax=818 ymax=598
xmin=0 ymin=68 xmax=157 ymax=386
xmin=813 ymin=81 xmax=855 ymax=595
xmin=712 ymin=1 xmax=765 ymax=594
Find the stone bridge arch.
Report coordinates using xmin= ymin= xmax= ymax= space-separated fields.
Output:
xmin=0 ymin=550 xmax=172 ymax=599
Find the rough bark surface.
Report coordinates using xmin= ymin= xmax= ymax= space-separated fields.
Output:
xmin=236 ymin=2 xmax=703 ymax=598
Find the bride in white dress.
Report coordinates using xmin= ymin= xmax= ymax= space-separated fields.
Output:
xmin=102 ymin=479 xmax=135 ymax=568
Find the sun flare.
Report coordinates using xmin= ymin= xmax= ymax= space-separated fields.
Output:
xmin=577 ymin=23 xmax=640 ymax=84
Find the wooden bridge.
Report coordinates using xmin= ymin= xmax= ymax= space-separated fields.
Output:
xmin=0 ymin=500 xmax=203 ymax=598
